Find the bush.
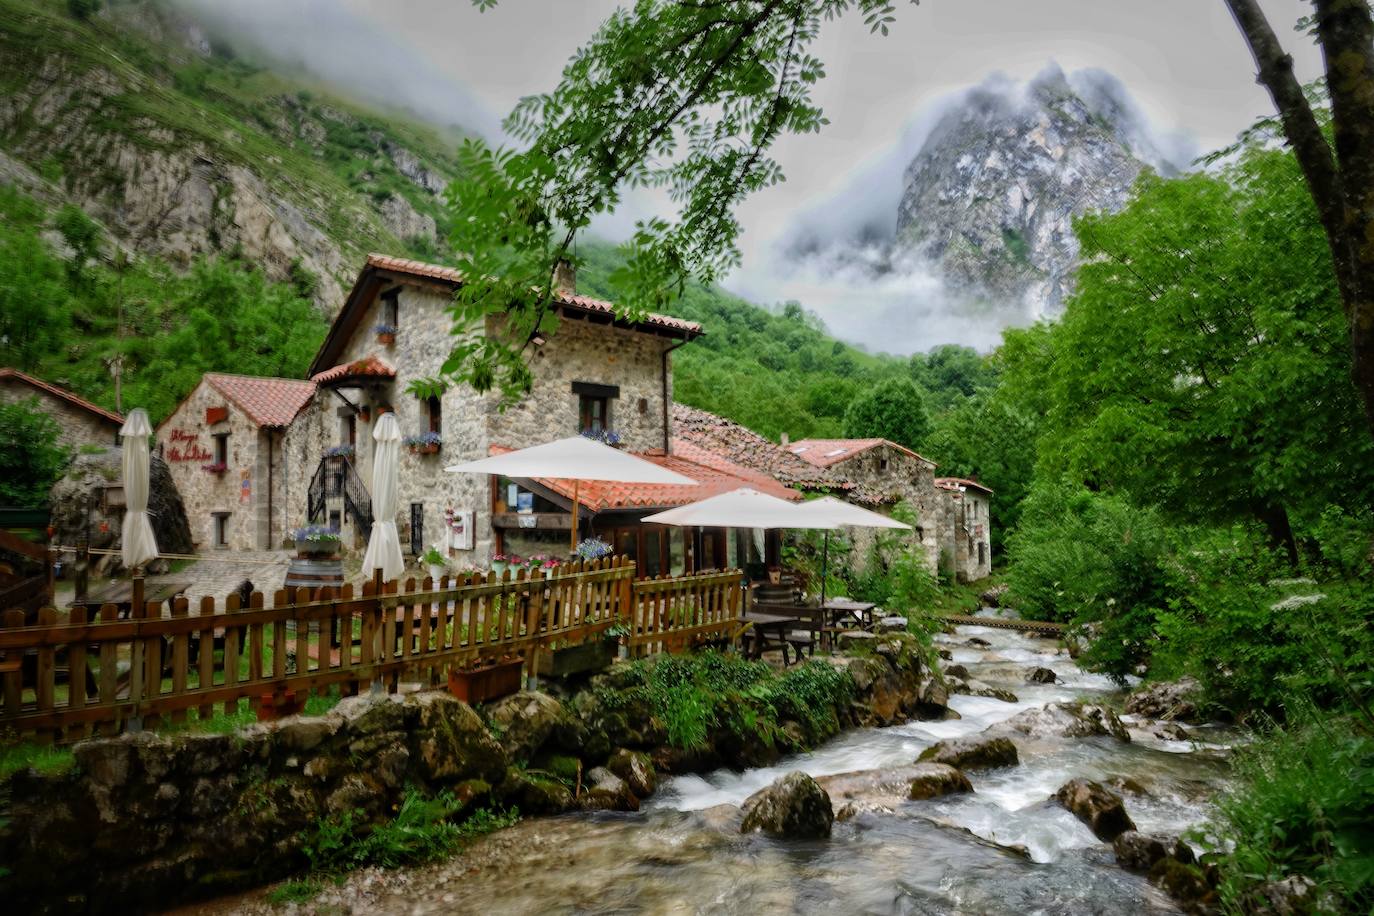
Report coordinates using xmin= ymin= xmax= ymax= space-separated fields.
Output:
xmin=0 ymin=399 xmax=70 ymax=508
xmin=304 ymin=793 xmax=517 ymax=873
xmin=66 ymin=0 xmax=100 ymax=21
xmin=1206 ymin=710 xmax=1374 ymax=913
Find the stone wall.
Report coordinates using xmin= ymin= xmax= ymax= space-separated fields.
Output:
xmin=937 ymin=488 xmax=992 ymax=582
xmin=0 ymin=380 xmax=120 ymax=452
xmin=156 ymin=380 xmax=269 ymax=551
xmin=829 ymin=445 xmax=941 ymax=576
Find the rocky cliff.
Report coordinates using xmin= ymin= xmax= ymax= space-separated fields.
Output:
xmin=0 ymin=0 xmax=462 ymax=310
xmin=894 ymin=65 xmax=1172 ymax=320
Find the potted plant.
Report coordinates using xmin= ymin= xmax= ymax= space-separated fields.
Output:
xmin=324 ymin=443 xmax=354 ymax=460
xmin=491 ymin=553 xmax=511 ymax=575
xmin=201 ymin=461 xmax=228 ymax=475
xmin=292 ymin=525 xmax=342 ymax=557
xmin=422 ymin=544 xmax=448 ymax=583
xmin=575 ymin=536 xmax=613 ymax=562
xmin=580 ymin=428 xmax=623 ymax=448
xmin=605 ymin=621 xmax=631 ymax=660
xmin=447 ymin=655 xmax=524 ymax=704
xmin=374 ymin=323 xmax=398 ymax=345
xmin=405 ymin=431 xmax=442 ymax=455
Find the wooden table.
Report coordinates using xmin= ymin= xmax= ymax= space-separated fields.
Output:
xmin=71 ymin=581 xmax=192 ymax=619
xmin=741 ymin=610 xmax=802 ymax=661
xmin=822 ymin=598 xmax=878 ymax=632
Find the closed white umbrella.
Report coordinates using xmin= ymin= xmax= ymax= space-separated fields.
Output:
xmin=641 ymin=488 xmax=831 ymax=529
xmin=362 ymin=412 xmax=405 ymax=583
xmin=446 ymin=436 xmax=697 ymax=551
xmin=119 ymin=408 xmax=159 ymax=570
xmin=790 ymin=496 xmax=913 ymax=607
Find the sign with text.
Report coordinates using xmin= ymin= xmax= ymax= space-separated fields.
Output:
xmin=166 ymin=428 xmax=212 ymax=463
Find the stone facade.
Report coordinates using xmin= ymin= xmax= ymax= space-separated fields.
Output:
xmin=935 ymin=479 xmax=993 ymax=582
xmin=0 ymin=369 xmax=122 ymax=452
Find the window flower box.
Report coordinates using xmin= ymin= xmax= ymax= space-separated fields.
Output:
xmin=324 ymin=444 xmax=354 ymax=460
xmin=404 ymin=432 xmax=442 ymax=455
xmin=447 ymin=656 xmax=524 ymax=704
xmin=374 ymin=323 xmax=398 ymax=346
xmin=580 ymin=428 xmax=623 ymax=448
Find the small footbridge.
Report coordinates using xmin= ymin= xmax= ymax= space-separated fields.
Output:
xmin=924 ymin=613 xmax=1065 ymax=638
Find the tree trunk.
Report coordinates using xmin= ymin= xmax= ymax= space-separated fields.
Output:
xmin=1225 ymin=0 xmax=1374 ymax=438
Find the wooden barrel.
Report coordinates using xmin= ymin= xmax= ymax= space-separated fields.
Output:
xmin=284 ymin=556 xmax=345 ymax=590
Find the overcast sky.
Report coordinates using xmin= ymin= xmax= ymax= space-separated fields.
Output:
xmin=184 ymin=0 xmax=1325 ymax=351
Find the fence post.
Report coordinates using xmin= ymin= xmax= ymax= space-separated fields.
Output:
xmin=526 ymin=568 xmax=544 ymax=690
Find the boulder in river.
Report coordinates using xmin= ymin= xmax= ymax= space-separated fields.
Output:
xmin=918 ymin=736 xmax=1019 ymax=770
xmin=1153 ymin=722 xmax=1191 ymax=742
xmin=1055 ymin=778 xmax=1136 ymax=841
xmin=965 ymin=636 xmax=992 ymax=648
xmin=944 ymin=664 xmax=971 ymax=680
xmin=1113 ymin=830 xmax=1194 ymax=871
xmin=998 ymin=702 xmax=1131 ymax=742
xmin=959 ymin=678 xmax=1018 ymax=703
xmin=741 ymin=771 xmax=834 ymax=839
xmin=820 ymin=763 xmax=972 ymax=820
xmin=606 ymin=748 xmax=657 ymax=799
xmin=908 ymin=764 xmax=974 ymax=800
xmin=1124 ymin=677 xmax=1202 ymax=722
xmin=979 ymin=583 xmax=1009 ymax=607
xmin=582 ymin=766 xmax=640 ymax=812
xmin=1025 ymin=667 xmax=1057 ymax=684
xmin=485 ymin=691 xmax=570 ymax=761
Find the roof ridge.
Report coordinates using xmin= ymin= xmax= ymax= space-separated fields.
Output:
xmin=0 ymin=366 xmax=124 ymax=426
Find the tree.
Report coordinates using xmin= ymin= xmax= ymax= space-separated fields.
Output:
xmin=1225 ymin=0 xmax=1374 ymax=438
xmin=843 ymin=377 xmax=929 ymax=451
xmin=0 ymin=399 xmax=70 ymax=508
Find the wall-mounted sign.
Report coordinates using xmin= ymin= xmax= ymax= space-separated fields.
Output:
xmin=166 ymin=428 xmax=213 ymax=463
xmin=205 ymin=405 xmax=228 ymax=425
xmin=239 ymin=470 xmax=252 ymax=504
xmin=518 ymin=515 xmax=538 ymax=529
xmin=444 ymin=508 xmax=474 ymax=551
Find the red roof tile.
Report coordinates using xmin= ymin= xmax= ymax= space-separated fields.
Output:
xmin=492 ymin=439 xmax=799 ymax=512
xmin=0 ymin=367 xmax=123 ymax=426
xmin=788 ymin=438 xmax=935 ymax=469
xmin=363 ymin=253 xmax=703 ymax=337
xmin=310 ymin=354 xmax=397 ymax=386
xmin=204 ymin=374 xmax=317 ymax=428
xmin=935 ymin=476 xmax=994 ymax=495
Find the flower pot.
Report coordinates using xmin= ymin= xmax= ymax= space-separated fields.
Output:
xmin=491 ymin=560 xmax=509 ymax=576
xmin=409 ymin=443 xmax=440 ymax=455
xmin=447 ymin=657 xmax=524 ymax=704
xmin=296 ymin=538 xmax=339 ymax=558
xmin=256 ymin=689 xmax=306 ymax=722
xmin=427 ymin=563 xmax=446 ymax=583
xmin=377 ymin=331 xmax=395 ymax=346
xmin=536 ymin=640 xmax=616 ymax=678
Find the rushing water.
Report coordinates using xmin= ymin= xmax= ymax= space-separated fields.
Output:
xmin=204 ymin=617 xmax=1235 ymax=916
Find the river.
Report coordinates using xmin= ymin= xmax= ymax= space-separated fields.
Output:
xmin=201 ymin=617 xmax=1234 ymax=915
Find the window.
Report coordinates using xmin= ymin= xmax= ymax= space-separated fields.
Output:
xmin=329 ymin=509 xmax=342 ymax=531
xmin=382 ymin=288 xmax=400 ymax=327
xmin=346 ymin=415 xmax=356 ymax=447
xmin=212 ymin=512 xmax=230 ymax=548
xmin=879 ymin=457 xmax=889 ymax=472
xmin=978 ymin=542 xmax=987 ymax=567
xmin=212 ymin=433 xmax=229 ymax=465
xmin=426 ymin=395 xmax=442 ymax=434
xmin=579 ymin=394 xmax=608 ymax=434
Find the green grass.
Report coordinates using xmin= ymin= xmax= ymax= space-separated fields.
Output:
xmin=0 ymin=742 xmax=75 ymax=780
xmin=266 ymin=879 xmax=324 ymax=906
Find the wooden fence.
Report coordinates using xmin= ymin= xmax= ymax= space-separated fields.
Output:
xmin=0 ymin=558 xmax=745 ymax=744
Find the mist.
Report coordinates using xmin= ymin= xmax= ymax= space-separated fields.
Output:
xmin=728 ymin=63 xmax=1199 ymax=357
xmin=168 ymin=0 xmax=504 ymax=139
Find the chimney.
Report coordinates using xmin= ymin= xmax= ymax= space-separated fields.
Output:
xmin=779 ymin=432 xmax=789 ymax=446
xmin=553 ymin=258 xmax=576 ymax=298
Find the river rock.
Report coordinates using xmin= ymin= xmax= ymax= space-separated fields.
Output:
xmin=918 ymin=736 xmax=1018 ymax=770
xmin=998 ymin=702 xmax=1131 ymax=742
xmin=965 ymin=637 xmax=992 ymax=648
xmin=837 ymin=630 xmax=878 ymax=650
xmin=1025 ymin=667 xmax=1057 ymax=684
xmin=606 ymin=748 xmax=657 ymax=799
xmin=944 ymin=664 xmax=971 ymax=680
xmin=581 ymin=766 xmax=639 ymax=812
xmin=1112 ymin=830 xmax=1193 ymax=871
xmin=820 ymin=763 xmax=972 ymax=820
xmin=1153 ymin=722 xmax=1191 ymax=742
xmin=499 ymin=769 xmax=574 ymax=815
xmin=1124 ymin=677 xmax=1202 ymax=722
xmin=876 ymin=616 xmax=909 ymax=633
xmin=908 ymin=764 xmax=974 ymax=800
xmin=937 ymin=648 xmax=953 ymax=660
xmin=741 ymin=771 xmax=834 ymax=839
xmin=959 ymin=678 xmax=1018 ymax=703
xmin=405 ymin=691 xmax=509 ymax=785
xmin=1054 ymin=778 xmax=1136 ymax=841
xmin=1254 ymin=875 xmax=1317 ymax=915
xmin=485 ymin=691 xmax=568 ymax=761
xmin=979 ymin=583 xmax=1009 ymax=607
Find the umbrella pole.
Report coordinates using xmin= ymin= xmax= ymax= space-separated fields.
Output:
xmin=570 ymin=479 xmax=580 ymax=555
xmin=129 ymin=568 xmax=145 ymax=732
xmin=820 ymin=532 xmax=829 ymax=609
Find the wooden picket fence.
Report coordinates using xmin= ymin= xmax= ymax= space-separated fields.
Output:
xmin=0 ymin=558 xmax=745 ymax=744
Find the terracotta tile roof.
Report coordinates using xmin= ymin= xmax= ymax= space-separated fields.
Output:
xmin=364 ymin=253 xmax=702 ymax=336
xmin=935 ymin=476 xmax=994 ymax=495
xmin=492 ymin=439 xmax=800 ymax=512
xmin=0 ymin=367 xmax=123 ymax=426
xmin=672 ymin=403 xmax=852 ymax=491
xmin=788 ymin=437 xmax=935 ymax=469
xmin=309 ymin=354 xmax=397 ymax=386
xmin=204 ymin=374 xmax=317 ymax=428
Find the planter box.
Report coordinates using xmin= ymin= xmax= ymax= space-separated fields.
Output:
xmin=409 ymin=443 xmax=440 ymax=455
xmin=377 ymin=332 xmax=395 ymax=346
xmin=448 ymin=657 xmax=524 ymax=704
xmin=295 ymin=538 xmax=340 ymax=558
xmin=256 ymin=689 xmax=307 ymax=722
xmin=536 ymin=640 xmax=615 ymax=678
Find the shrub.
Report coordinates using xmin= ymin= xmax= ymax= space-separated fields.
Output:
xmin=0 ymin=399 xmax=70 ymax=508
xmin=304 ymin=793 xmax=517 ymax=874
xmin=66 ymin=0 xmax=101 ymax=20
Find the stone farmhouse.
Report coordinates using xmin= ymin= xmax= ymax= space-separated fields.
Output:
xmin=0 ymin=367 xmax=122 ymax=451
xmin=786 ymin=437 xmax=944 ymax=576
xmin=935 ymin=477 xmax=994 ymax=582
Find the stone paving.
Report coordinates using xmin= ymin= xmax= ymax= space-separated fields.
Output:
xmin=149 ymin=549 xmax=293 ymax=604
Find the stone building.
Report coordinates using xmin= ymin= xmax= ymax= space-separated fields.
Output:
xmin=300 ymin=254 xmax=710 ymax=570
xmin=787 ymin=438 xmax=943 ymax=575
xmin=935 ymin=477 xmax=994 ymax=582
xmin=156 ymin=374 xmax=319 ymax=551
xmin=0 ymin=367 xmax=122 ymax=451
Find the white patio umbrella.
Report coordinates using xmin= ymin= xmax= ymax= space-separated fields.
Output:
xmin=446 ymin=436 xmax=698 ymax=552
xmin=361 ymin=412 xmax=405 ymax=583
xmin=119 ymin=408 xmax=159 ymax=571
xmin=640 ymin=487 xmax=831 ymax=530
xmin=790 ymin=496 xmax=912 ymax=606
